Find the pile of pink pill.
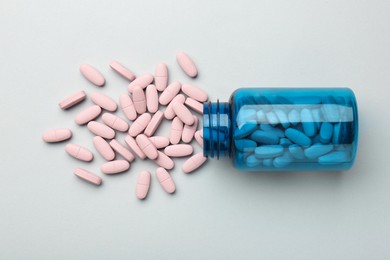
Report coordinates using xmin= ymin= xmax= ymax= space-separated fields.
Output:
xmin=42 ymin=52 xmax=208 ymax=200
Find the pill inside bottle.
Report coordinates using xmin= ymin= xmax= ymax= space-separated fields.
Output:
xmin=202 ymin=88 xmax=358 ymax=171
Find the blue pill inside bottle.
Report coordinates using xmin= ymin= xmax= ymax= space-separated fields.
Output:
xmin=203 ymin=88 xmax=358 ymax=171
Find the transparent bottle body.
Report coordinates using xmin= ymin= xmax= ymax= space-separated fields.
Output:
xmin=203 ymin=88 xmax=358 ymax=171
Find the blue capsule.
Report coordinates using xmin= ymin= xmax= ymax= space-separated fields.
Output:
xmin=318 ymin=151 xmax=350 ymax=164
xmin=274 ymin=109 xmax=290 ymax=128
xmin=285 ymin=128 xmax=312 ymax=147
xmin=250 ymin=130 xmax=280 ymax=145
xmin=254 ymin=145 xmax=284 ymax=159
xmin=301 ymin=108 xmax=317 ymax=137
xmin=234 ymin=139 xmax=257 ymax=152
xmin=288 ymin=144 xmax=305 ymax=159
xmin=304 ymin=143 xmax=334 ymax=159
xmin=262 ymin=159 xmax=273 ymax=167
xmin=273 ymin=153 xmax=293 ymax=168
xmin=288 ymin=109 xmax=300 ymax=126
xmin=280 ymin=138 xmax=292 ymax=147
xmin=234 ymin=121 xmax=257 ymax=139
xmin=320 ymin=122 xmax=333 ymax=143
xmin=246 ymin=154 xmax=262 ymax=167
xmin=259 ymin=124 xmax=285 ymax=137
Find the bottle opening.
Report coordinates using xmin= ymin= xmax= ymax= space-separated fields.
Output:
xmin=203 ymin=100 xmax=231 ymax=159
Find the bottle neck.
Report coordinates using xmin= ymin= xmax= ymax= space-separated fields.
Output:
xmin=203 ymin=101 xmax=231 ymax=159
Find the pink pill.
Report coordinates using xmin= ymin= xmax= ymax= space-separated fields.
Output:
xmin=164 ymin=144 xmax=193 ymax=157
xmin=182 ymin=116 xmax=198 ymax=143
xmin=101 ymin=160 xmax=130 ymax=174
xmin=74 ymin=168 xmax=102 ymax=186
xmin=156 ymin=167 xmax=175 ymax=193
xmin=128 ymin=113 xmax=151 ymax=137
xmin=119 ymin=94 xmax=137 ymax=121
xmin=128 ymin=74 xmax=154 ymax=92
xmin=102 ymin=113 xmax=129 ymax=132
xmin=109 ymin=139 xmax=135 ymax=162
xmin=149 ymin=136 xmax=170 ymax=149
xmin=194 ymin=130 xmax=203 ymax=148
xmin=65 ymin=143 xmax=94 ymax=162
xmin=75 ymin=105 xmax=102 ymax=125
xmin=132 ymin=86 xmax=146 ymax=114
xmin=199 ymin=129 xmax=203 ymax=138
xmin=146 ymin=84 xmax=159 ymax=113
xmin=136 ymin=170 xmax=151 ymax=200
xmin=155 ymin=63 xmax=168 ymax=91
xmin=169 ymin=117 xmax=184 ymax=145
xmin=185 ymin=97 xmax=203 ymax=114
xmin=80 ymin=64 xmax=105 ymax=87
xmin=91 ymin=92 xmax=117 ymax=112
xmin=93 ymin=136 xmax=115 ymax=161
xmin=159 ymin=81 xmax=181 ymax=105
xmin=172 ymin=102 xmax=194 ymax=126
xmin=144 ymin=111 xmax=164 ymax=137
xmin=176 ymin=52 xmax=198 ymax=78
xmin=181 ymin=84 xmax=208 ymax=102
xmin=136 ymin=134 xmax=158 ymax=160
xmin=42 ymin=128 xmax=72 ymax=143
xmin=164 ymin=94 xmax=185 ymax=120
xmin=58 ymin=90 xmax=86 ymax=110
xmin=87 ymin=121 xmax=115 ymax=139
xmin=125 ymin=135 xmax=146 ymax=160
xmin=154 ymin=151 xmax=174 ymax=170
xmin=110 ymin=61 xmax=135 ymax=81
xmin=182 ymin=152 xmax=207 ymax=173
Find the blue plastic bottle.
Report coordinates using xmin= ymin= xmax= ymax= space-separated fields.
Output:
xmin=203 ymin=88 xmax=358 ymax=171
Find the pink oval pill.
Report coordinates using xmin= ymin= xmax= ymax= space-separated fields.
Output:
xmin=164 ymin=94 xmax=185 ymax=120
xmin=65 ymin=143 xmax=94 ymax=162
xmin=149 ymin=136 xmax=170 ymax=149
xmin=101 ymin=160 xmax=130 ymax=174
xmin=75 ymin=105 xmax=102 ymax=125
xmin=110 ymin=61 xmax=135 ymax=81
xmin=80 ymin=64 xmax=105 ymax=86
xmin=136 ymin=134 xmax=158 ymax=160
xmin=58 ymin=90 xmax=86 ymax=110
xmin=156 ymin=167 xmax=175 ymax=193
xmin=182 ymin=152 xmax=207 ymax=173
xmin=144 ymin=111 xmax=164 ymax=137
xmin=164 ymin=144 xmax=193 ymax=157
xmin=194 ymin=130 xmax=203 ymax=148
xmin=146 ymin=84 xmax=159 ymax=113
xmin=128 ymin=113 xmax=151 ymax=137
xmin=159 ymin=81 xmax=181 ymax=105
xmin=155 ymin=63 xmax=168 ymax=91
xmin=42 ymin=128 xmax=72 ymax=143
xmin=91 ymin=92 xmax=117 ymax=112
xmin=74 ymin=168 xmax=102 ymax=186
xmin=172 ymin=102 xmax=194 ymax=126
xmin=136 ymin=170 xmax=151 ymax=200
xmin=181 ymin=84 xmax=208 ymax=102
xmin=93 ymin=136 xmax=115 ymax=161
xmin=132 ymin=86 xmax=146 ymax=114
xmin=87 ymin=121 xmax=115 ymax=139
xmin=109 ymin=139 xmax=135 ymax=162
xmin=185 ymin=97 xmax=203 ymax=114
xmin=128 ymin=74 xmax=154 ymax=92
xmin=199 ymin=129 xmax=203 ymax=138
xmin=182 ymin=116 xmax=198 ymax=143
xmin=119 ymin=94 xmax=137 ymax=121
xmin=154 ymin=151 xmax=174 ymax=170
xmin=176 ymin=52 xmax=198 ymax=78
xmin=125 ymin=135 xmax=146 ymax=160
xmin=102 ymin=113 xmax=129 ymax=132
xmin=169 ymin=117 xmax=183 ymax=145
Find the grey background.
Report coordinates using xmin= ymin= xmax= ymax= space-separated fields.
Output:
xmin=1 ymin=0 xmax=389 ymax=259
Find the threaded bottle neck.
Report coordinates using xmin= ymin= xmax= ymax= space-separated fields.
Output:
xmin=203 ymin=101 xmax=231 ymax=159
